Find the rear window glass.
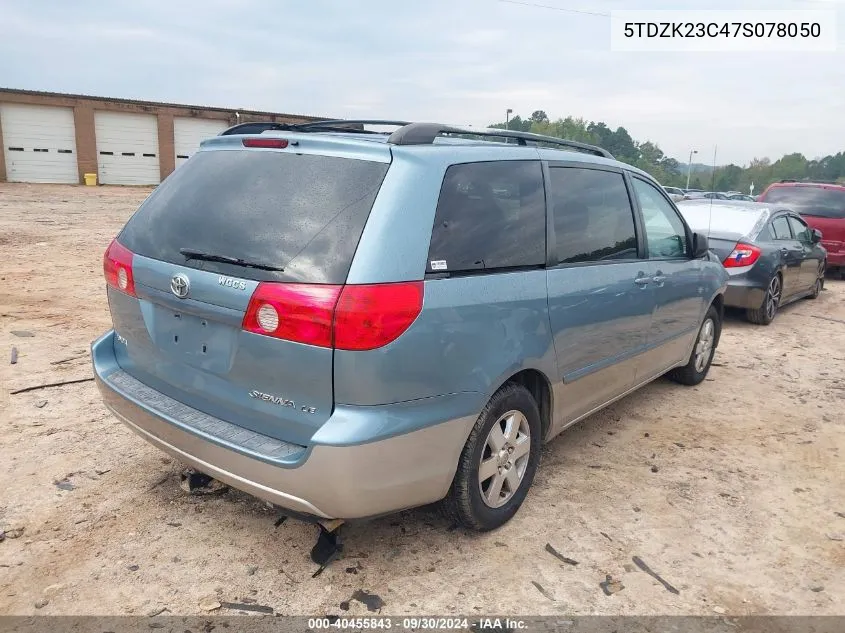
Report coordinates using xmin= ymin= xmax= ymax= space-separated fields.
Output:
xmin=426 ymin=161 xmax=546 ymax=274
xmin=762 ymin=186 xmax=845 ymax=219
xmin=549 ymin=167 xmax=638 ymax=263
xmin=118 ymin=149 xmax=389 ymax=283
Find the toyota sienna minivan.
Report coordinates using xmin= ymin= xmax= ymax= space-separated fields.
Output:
xmin=92 ymin=120 xmax=728 ymax=531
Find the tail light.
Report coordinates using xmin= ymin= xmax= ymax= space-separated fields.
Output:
xmin=723 ymin=243 xmax=761 ymax=268
xmin=242 ymin=281 xmax=423 ymax=350
xmin=334 ymin=282 xmax=424 ymax=351
xmin=103 ymin=239 xmax=136 ymax=296
xmin=242 ymin=138 xmax=289 ymax=149
xmin=243 ymin=283 xmax=342 ymax=348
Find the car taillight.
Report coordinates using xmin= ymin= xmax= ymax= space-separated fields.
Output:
xmin=723 ymin=243 xmax=761 ymax=268
xmin=103 ymin=239 xmax=136 ymax=296
xmin=242 ymin=138 xmax=289 ymax=149
xmin=242 ymin=281 xmax=424 ymax=350
xmin=334 ymin=282 xmax=424 ymax=351
xmin=243 ymin=283 xmax=342 ymax=347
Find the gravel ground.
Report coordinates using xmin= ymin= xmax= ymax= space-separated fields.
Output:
xmin=1 ymin=183 xmax=843 ymax=617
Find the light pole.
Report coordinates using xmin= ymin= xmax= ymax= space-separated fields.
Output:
xmin=686 ymin=149 xmax=698 ymax=190
xmin=506 ymin=108 xmax=513 ymax=130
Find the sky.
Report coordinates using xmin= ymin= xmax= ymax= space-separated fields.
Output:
xmin=1 ymin=0 xmax=844 ymax=165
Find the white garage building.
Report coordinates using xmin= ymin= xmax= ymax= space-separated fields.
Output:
xmin=0 ymin=88 xmax=320 ymax=185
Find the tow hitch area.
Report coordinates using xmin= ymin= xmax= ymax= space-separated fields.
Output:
xmin=311 ymin=519 xmax=345 ymax=577
xmin=179 ymin=469 xmax=228 ymax=495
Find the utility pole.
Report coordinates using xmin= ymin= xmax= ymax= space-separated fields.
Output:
xmin=686 ymin=149 xmax=698 ymax=189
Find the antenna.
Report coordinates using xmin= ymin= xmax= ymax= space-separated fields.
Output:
xmin=707 ymin=145 xmax=718 ymax=239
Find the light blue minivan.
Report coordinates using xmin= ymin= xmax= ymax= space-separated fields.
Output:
xmin=92 ymin=121 xmax=728 ymax=531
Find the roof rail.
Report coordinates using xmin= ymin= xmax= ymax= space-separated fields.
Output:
xmin=387 ymin=122 xmax=614 ymax=159
xmin=295 ymin=119 xmax=411 ymax=130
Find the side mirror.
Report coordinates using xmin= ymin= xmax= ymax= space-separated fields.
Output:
xmin=692 ymin=231 xmax=709 ymax=258
xmin=811 ymin=228 xmax=823 ymax=244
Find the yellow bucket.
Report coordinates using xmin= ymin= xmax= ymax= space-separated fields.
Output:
xmin=84 ymin=173 xmax=97 ymax=186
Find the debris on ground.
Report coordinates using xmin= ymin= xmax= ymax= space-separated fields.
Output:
xmin=179 ymin=470 xmax=228 ymax=495
xmin=810 ymin=586 xmax=824 ymax=593
xmin=34 ymin=598 xmax=49 ymax=609
xmin=599 ymin=574 xmax=624 ymax=596
xmin=600 ymin=532 xmax=612 ymax=541
xmin=826 ymin=533 xmax=844 ymax=541
xmin=220 ymin=601 xmax=274 ymax=614
xmin=346 ymin=562 xmax=363 ymax=575
xmin=126 ymin=564 xmax=139 ymax=572
xmin=11 ymin=331 xmax=35 ymax=338
xmin=274 ymin=515 xmax=288 ymax=528
xmin=632 ymin=556 xmax=680 ymax=595
xmin=10 ymin=346 xmax=18 ymax=364
xmin=50 ymin=353 xmax=88 ymax=365
xmin=348 ymin=590 xmax=385 ymax=612
xmin=651 ymin=465 xmax=659 ymax=473
xmin=10 ymin=377 xmax=94 ymax=395
xmin=246 ymin=565 xmax=258 ymax=576
xmin=544 ymin=543 xmax=579 ymax=566
xmin=147 ymin=606 xmax=169 ymax=617
xmin=713 ymin=606 xmax=726 ymax=614
xmin=198 ymin=596 xmax=221 ymax=612
xmin=1 ymin=527 xmax=25 ymax=540
xmin=531 ymin=581 xmax=555 ymax=601
xmin=34 ymin=400 xmax=47 ymax=408
xmin=53 ymin=478 xmax=75 ymax=491
xmin=311 ymin=523 xmax=344 ymax=577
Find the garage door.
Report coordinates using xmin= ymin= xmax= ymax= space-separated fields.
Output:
xmin=1 ymin=104 xmax=78 ymax=183
xmin=174 ymin=118 xmax=228 ymax=168
xmin=95 ymin=111 xmax=160 ymax=185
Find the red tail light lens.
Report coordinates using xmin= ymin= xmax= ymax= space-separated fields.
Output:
xmin=334 ymin=282 xmax=424 ymax=351
xmin=242 ymin=281 xmax=424 ymax=350
xmin=103 ymin=239 xmax=136 ymax=296
xmin=723 ymin=243 xmax=761 ymax=268
xmin=242 ymin=138 xmax=289 ymax=149
xmin=243 ymin=283 xmax=342 ymax=347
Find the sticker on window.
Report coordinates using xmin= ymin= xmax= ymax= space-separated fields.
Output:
xmin=430 ymin=260 xmax=448 ymax=271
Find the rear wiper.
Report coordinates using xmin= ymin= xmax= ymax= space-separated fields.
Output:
xmin=179 ymin=248 xmax=284 ymax=272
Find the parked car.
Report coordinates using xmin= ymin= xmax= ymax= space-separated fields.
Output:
xmin=728 ymin=194 xmax=756 ymax=202
xmin=677 ymin=199 xmax=826 ymax=324
xmin=757 ymin=181 xmax=845 ymax=279
xmin=683 ymin=191 xmax=728 ymax=200
xmin=663 ymin=186 xmax=685 ymax=196
xmin=92 ymin=120 xmax=728 ymax=531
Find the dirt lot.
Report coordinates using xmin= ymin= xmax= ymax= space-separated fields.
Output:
xmin=1 ymin=183 xmax=843 ymax=617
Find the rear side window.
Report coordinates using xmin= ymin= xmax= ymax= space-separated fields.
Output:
xmin=771 ymin=216 xmax=792 ymax=240
xmin=118 ymin=149 xmax=389 ymax=283
xmin=762 ymin=186 xmax=845 ymax=219
xmin=549 ymin=167 xmax=638 ymax=264
xmin=426 ymin=161 xmax=546 ymax=274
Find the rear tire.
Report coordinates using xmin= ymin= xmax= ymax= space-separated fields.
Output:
xmin=746 ymin=274 xmax=781 ymax=325
xmin=667 ymin=305 xmax=720 ymax=386
xmin=442 ymin=383 xmax=542 ymax=531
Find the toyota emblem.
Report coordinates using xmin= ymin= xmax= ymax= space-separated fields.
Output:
xmin=170 ymin=273 xmax=190 ymax=299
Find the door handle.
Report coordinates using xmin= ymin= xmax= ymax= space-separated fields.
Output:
xmin=780 ymin=247 xmax=790 ymax=256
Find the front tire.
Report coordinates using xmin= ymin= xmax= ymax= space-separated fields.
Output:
xmin=809 ymin=261 xmax=825 ymax=299
xmin=746 ymin=274 xmax=781 ymax=325
xmin=667 ymin=305 xmax=720 ymax=386
xmin=443 ymin=383 xmax=542 ymax=531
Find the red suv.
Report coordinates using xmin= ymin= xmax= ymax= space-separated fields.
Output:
xmin=758 ymin=181 xmax=845 ymax=277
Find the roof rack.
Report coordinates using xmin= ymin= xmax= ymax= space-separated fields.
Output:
xmin=220 ymin=119 xmax=411 ymax=136
xmin=387 ymin=122 xmax=614 ymax=159
xmin=219 ymin=118 xmax=614 ymax=159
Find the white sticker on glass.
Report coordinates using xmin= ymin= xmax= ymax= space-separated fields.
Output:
xmin=430 ymin=260 xmax=448 ymax=271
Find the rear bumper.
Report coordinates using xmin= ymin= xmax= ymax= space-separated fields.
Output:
xmin=92 ymin=331 xmax=477 ymax=520
xmin=723 ymin=278 xmax=766 ymax=310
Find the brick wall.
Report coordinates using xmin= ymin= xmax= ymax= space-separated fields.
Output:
xmin=0 ymin=89 xmax=323 ymax=183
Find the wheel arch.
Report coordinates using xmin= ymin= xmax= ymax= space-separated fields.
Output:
xmin=502 ymin=368 xmax=553 ymax=441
